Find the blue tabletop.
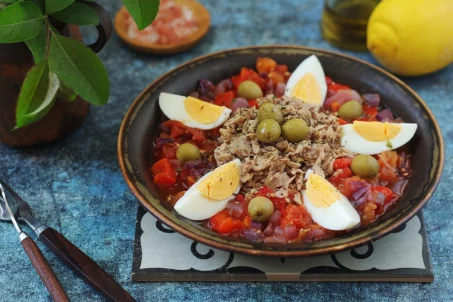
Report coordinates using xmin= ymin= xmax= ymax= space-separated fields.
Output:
xmin=0 ymin=0 xmax=452 ymax=301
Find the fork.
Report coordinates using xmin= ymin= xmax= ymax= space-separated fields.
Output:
xmin=0 ymin=179 xmax=136 ymax=302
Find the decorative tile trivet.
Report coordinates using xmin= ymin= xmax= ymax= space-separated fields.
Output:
xmin=132 ymin=205 xmax=433 ymax=282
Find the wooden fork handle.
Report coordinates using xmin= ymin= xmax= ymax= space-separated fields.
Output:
xmin=20 ymin=234 xmax=69 ymax=302
xmin=39 ymin=228 xmax=136 ymax=302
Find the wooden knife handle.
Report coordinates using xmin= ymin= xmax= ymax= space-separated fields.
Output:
xmin=39 ymin=228 xmax=136 ymax=302
xmin=20 ymin=235 xmax=70 ymax=302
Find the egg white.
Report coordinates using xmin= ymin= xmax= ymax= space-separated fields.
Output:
xmin=174 ymin=159 xmax=242 ymax=221
xmin=284 ymin=55 xmax=327 ymax=106
xmin=302 ymin=170 xmax=360 ymax=231
xmin=159 ymin=92 xmax=232 ymax=130
xmin=341 ymin=123 xmax=417 ymax=155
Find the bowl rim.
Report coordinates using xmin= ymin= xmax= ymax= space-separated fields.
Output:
xmin=118 ymin=45 xmax=445 ymax=257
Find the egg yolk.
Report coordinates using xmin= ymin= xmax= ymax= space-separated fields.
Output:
xmin=306 ymin=173 xmax=341 ymax=208
xmin=184 ymin=97 xmax=223 ymax=124
xmin=198 ymin=161 xmax=240 ymax=200
xmin=353 ymin=121 xmax=401 ymax=142
xmin=290 ymin=73 xmax=323 ymax=105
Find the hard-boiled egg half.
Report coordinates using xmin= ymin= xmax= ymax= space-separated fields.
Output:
xmin=341 ymin=121 xmax=417 ymax=155
xmin=174 ymin=159 xmax=242 ymax=220
xmin=285 ymin=55 xmax=327 ymax=106
xmin=302 ymin=169 xmax=360 ymax=231
xmin=159 ymin=92 xmax=232 ymax=130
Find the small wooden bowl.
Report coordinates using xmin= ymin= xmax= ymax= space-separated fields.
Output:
xmin=114 ymin=0 xmax=210 ymax=55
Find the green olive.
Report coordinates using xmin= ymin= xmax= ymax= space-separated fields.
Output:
xmin=248 ymin=196 xmax=274 ymax=222
xmin=281 ymin=119 xmax=310 ymax=143
xmin=351 ymin=154 xmax=380 ymax=178
xmin=337 ymin=100 xmax=364 ymax=120
xmin=257 ymin=102 xmax=284 ymax=124
xmin=238 ymin=80 xmax=264 ymax=100
xmin=176 ymin=143 xmax=201 ymax=164
xmin=256 ymin=119 xmax=281 ymax=143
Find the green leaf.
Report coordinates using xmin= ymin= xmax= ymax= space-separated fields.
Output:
xmin=0 ymin=2 xmax=44 ymax=43
xmin=57 ymin=83 xmax=78 ymax=102
xmin=45 ymin=0 xmax=74 ymax=14
xmin=30 ymin=0 xmax=45 ymax=13
xmin=15 ymin=59 xmax=60 ymax=129
xmin=49 ymin=34 xmax=109 ymax=106
xmin=121 ymin=0 xmax=160 ymax=30
xmin=52 ymin=3 xmax=99 ymax=26
xmin=24 ymin=28 xmax=46 ymax=63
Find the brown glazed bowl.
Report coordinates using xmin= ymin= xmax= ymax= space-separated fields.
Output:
xmin=118 ymin=46 xmax=444 ymax=257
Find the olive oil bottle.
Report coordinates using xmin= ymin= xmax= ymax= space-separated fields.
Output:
xmin=321 ymin=0 xmax=380 ymax=51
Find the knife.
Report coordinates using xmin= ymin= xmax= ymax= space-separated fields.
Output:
xmin=0 ymin=180 xmax=136 ymax=302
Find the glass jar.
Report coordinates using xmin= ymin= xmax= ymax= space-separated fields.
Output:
xmin=321 ymin=0 xmax=380 ymax=51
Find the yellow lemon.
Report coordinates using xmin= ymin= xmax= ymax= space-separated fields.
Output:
xmin=367 ymin=0 xmax=453 ymax=76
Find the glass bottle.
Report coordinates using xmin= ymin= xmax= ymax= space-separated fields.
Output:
xmin=321 ymin=0 xmax=380 ymax=51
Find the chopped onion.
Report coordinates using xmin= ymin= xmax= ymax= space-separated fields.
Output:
xmin=363 ymin=94 xmax=380 ymax=107
xmin=231 ymin=97 xmax=249 ymax=113
xmin=266 ymin=79 xmax=274 ymax=95
xmin=214 ymin=79 xmax=233 ymax=96
xmin=274 ymin=226 xmax=284 ymax=237
xmin=250 ymin=221 xmax=262 ymax=230
xmin=352 ymin=194 xmax=368 ymax=207
xmin=270 ymin=210 xmax=283 ymax=225
xmin=263 ymin=223 xmax=274 ymax=236
xmin=376 ymin=109 xmax=394 ymax=122
xmin=352 ymin=183 xmax=371 ymax=200
xmin=183 ymin=159 xmax=204 ymax=170
xmin=169 ymin=159 xmax=181 ymax=170
xmin=284 ymin=225 xmax=297 ymax=240
xmin=392 ymin=180 xmax=408 ymax=196
xmin=197 ymin=79 xmax=215 ymax=101
xmin=275 ymin=82 xmax=286 ymax=97
xmin=243 ymin=229 xmax=263 ymax=242
xmin=154 ymin=137 xmax=173 ymax=148
xmin=259 ymin=72 xmax=268 ymax=78
xmin=263 ymin=235 xmax=286 ymax=244
xmin=226 ymin=202 xmax=243 ymax=218
xmin=157 ymin=124 xmax=170 ymax=134
xmin=324 ymin=89 xmax=362 ymax=108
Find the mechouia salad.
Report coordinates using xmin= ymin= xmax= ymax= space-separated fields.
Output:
xmin=149 ymin=56 xmax=416 ymax=244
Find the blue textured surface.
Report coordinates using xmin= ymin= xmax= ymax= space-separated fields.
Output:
xmin=0 ymin=0 xmax=451 ymax=301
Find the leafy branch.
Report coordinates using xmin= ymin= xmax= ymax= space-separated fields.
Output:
xmin=0 ymin=0 xmax=160 ymax=129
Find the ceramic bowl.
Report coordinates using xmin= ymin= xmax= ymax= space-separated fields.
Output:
xmin=118 ymin=46 xmax=444 ymax=257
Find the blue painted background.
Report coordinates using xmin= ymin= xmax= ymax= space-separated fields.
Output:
xmin=0 ymin=0 xmax=452 ymax=301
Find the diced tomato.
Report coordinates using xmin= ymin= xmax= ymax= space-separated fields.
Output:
xmin=151 ymin=158 xmax=177 ymax=187
xmin=331 ymin=101 xmax=341 ymax=112
xmin=274 ymin=64 xmax=288 ymax=74
xmin=162 ymin=143 xmax=178 ymax=159
xmin=170 ymin=191 xmax=186 ymax=205
xmin=256 ymin=57 xmax=277 ymax=73
xmin=328 ymin=82 xmax=350 ymax=94
xmin=325 ymin=76 xmax=333 ymax=85
xmin=187 ymin=176 xmax=196 ymax=186
xmin=338 ymin=118 xmax=349 ymax=125
xmin=243 ymin=215 xmax=251 ymax=228
xmin=162 ymin=120 xmax=188 ymax=139
xmin=255 ymin=186 xmax=286 ymax=213
xmin=248 ymin=99 xmax=258 ymax=108
xmin=209 ymin=209 xmax=245 ymax=234
xmin=363 ymin=105 xmax=378 ymax=120
xmin=379 ymin=151 xmax=398 ymax=168
xmin=231 ymin=67 xmax=256 ymax=88
xmin=329 ymin=167 xmax=353 ymax=185
xmin=378 ymin=151 xmax=399 ymax=182
xmin=235 ymin=194 xmax=246 ymax=204
xmin=281 ymin=204 xmax=311 ymax=230
xmin=187 ymin=128 xmax=206 ymax=142
xmin=198 ymin=140 xmax=218 ymax=152
xmin=340 ymin=177 xmax=366 ymax=199
xmin=372 ymin=186 xmax=396 ymax=204
xmin=379 ymin=167 xmax=398 ymax=182
xmin=333 ymin=158 xmax=353 ymax=170
xmin=214 ymin=91 xmax=235 ymax=108
xmin=249 ymin=74 xmax=267 ymax=90
xmin=268 ymin=71 xmax=285 ymax=87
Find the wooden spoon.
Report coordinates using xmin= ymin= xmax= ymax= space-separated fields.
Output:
xmin=114 ymin=0 xmax=210 ymax=55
